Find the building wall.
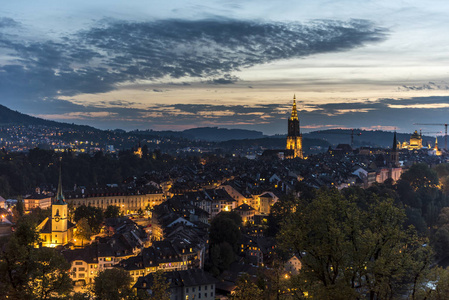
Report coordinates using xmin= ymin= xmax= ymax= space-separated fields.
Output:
xmin=67 ymin=193 xmax=165 ymax=215
xmin=69 ymin=260 xmax=99 ymax=284
xmin=182 ymin=284 xmax=215 ymax=300
xmin=24 ymin=197 xmax=51 ymax=211
xmin=221 ymin=185 xmax=251 ymax=207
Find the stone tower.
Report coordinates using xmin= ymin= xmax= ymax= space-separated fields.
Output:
xmin=286 ymin=95 xmax=303 ymax=159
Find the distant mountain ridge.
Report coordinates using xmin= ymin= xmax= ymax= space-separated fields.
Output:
xmin=305 ymin=129 xmax=440 ymax=148
xmin=0 ymin=104 xmax=440 ymax=148
xmin=182 ymin=127 xmax=265 ymax=141
xmin=0 ymin=104 xmax=97 ymax=131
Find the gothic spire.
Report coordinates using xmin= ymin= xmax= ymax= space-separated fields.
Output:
xmin=393 ymin=131 xmax=397 ymax=151
xmin=55 ymin=157 xmax=65 ymax=204
xmin=290 ymin=95 xmax=298 ymax=120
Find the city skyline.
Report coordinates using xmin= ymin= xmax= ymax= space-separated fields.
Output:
xmin=1 ymin=1 xmax=449 ymax=134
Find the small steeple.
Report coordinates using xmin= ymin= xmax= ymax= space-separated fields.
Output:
xmin=55 ymin=157 xmax=65 ymax=204
xmin=290 ymin=95 xmax=298 ymax=120
xmin=435 ymin=137 xmax=439 ymax=150
xmin=392 ymin=131 xmax=397 ymax=151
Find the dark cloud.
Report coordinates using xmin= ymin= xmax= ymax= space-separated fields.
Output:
xmin=207 ymin=74 xmax=240 ymax=84
xmin=0 ymin=17 xmax=19 ymax=28
xmin=99 ymin=100 xmax=136 ymax=106
xmin=398 ymin=81 xmax=449 ymax=91
xmin=0 ymin=17 xmax=387 ymax=112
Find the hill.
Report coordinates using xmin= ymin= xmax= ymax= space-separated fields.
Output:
xmin=305 ymin=129 xmax=440 ymax=148
xmin=0 ymin=104 xmax=97 ymax=131
xmin=182 ymin=127 xmax=265 ymax=141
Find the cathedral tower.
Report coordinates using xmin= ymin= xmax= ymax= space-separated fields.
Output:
xmin=286 ymin=95 xmax=303 ymax=159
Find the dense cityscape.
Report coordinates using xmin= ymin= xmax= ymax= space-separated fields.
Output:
xmin=2 ymin=1 xmax=449 ymax=299
xmin=1 ymin=99 xmax=449 ymax=300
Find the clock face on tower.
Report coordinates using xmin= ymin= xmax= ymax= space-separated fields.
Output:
xmin=54 ymin=216 xmax=60 ymax=222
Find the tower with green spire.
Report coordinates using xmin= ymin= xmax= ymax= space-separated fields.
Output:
xmin=286 ymin=95 xmax=303 ymax=158
xmin=51 ymin=157 xmax=69 ymax=245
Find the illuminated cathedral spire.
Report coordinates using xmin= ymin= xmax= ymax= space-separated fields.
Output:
xmin=290 ymin=94 xmax=298 ymax=120
xmin=286 ymin=95 xmax=303 ymax=159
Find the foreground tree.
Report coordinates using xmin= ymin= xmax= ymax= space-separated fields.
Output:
xmin=232 ymin=273 xmax=262 ymax=300
xmin=27 ymin=247 xmax=73 ymax=299
xmin=278 ymin=188 xmax=432 ymax=300
xmin=0 ymin=218 xmax=73 ymax=299
xmin=149 ymin=270 xmax=170 ymax=300
xmin=92 ymin=268 xmax=134 ymax=300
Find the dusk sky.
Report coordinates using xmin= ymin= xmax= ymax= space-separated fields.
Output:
xmin=1 ymin=0 xmax=449 ymax=135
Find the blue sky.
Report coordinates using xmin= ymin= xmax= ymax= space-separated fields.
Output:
xmin=1 ymin=0 xmax=449 ymax=134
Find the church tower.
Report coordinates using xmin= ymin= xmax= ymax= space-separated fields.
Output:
xmin=389 ymin=131 xmax=399 ymax=167
xmin=51 ymin=158 xmax=69 ymax=245
xmin=286 ymin=95 xmax=303 ymax=159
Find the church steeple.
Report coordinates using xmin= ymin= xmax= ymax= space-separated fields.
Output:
xmin=55 ymin=157 xmax=65 ymax=204
xmin=390 ymin=131 xmax=399 ymax=167
xmin=290 ymin=94 xmax=298 ymax=120
xmin=286 ymin=94 xmax=303 ymax=159
xmin=392 ymin=131 xmax=397 ymax=151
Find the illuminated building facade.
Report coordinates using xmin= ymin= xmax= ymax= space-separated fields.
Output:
xmin=409 ymin=130 xmax=423 ymax=149
xmin=66 ymin=191 xmax=165 ymax=215
xmin=286 ymin=95 xmax=303 ymax=159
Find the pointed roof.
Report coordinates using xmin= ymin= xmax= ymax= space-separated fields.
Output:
xmin=55 ymin=157 xmax=66 ymax=204
xmin=392 ymin=131 xmax=397 ymax=151
xmin=290 ymin=95 xmax=298 ymax=120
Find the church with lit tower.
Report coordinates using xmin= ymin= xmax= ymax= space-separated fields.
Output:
xmin=37 ymin=160 xmax=75 ymax=247
xmin=286 ymin=95 xmax=303 ymax=159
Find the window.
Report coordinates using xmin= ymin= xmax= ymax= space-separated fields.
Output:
xmin=193 ymin=288 xmax=195 ymax=292
xmin=75 ymin=262 xmax=83 ymax=265
xmin=205 ymin=285 xmax=207 ymax=290
xmin=186 ymin=288 xmax=189 ymax=293
xmin=199 ymin=286 xmax=201 ymax=291
xmin=198 ymin=293 xmax=201 ymax=298
xmin=79 ymin=267 xmax=85 ymax=271
xmin=79 ymin=273 xmax=85 ymax=278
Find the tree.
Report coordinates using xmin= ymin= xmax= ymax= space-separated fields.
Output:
xmin=104 ymin=205 xmax=121 ymax=219
xmin=277 ymin=188 xmax=432 ymax=300
xmin=0 ymin=218 xmax=73 ymax=299
xmin=209 ymin=242 xmax=235 ymax=275
xmin=210 ymin=212 xmax=241 ymax=253
xmin=27 ymin=247 xmax=73 ymax=299
xmin=149 ymin=270 xmax=170 ymax=300
xmin=74 ymin=205 xmax=104 ymax=234
xmin=137 ymin=208 xmax=144 ymax=217
xmin=12 ymin=197 xmax=24 ymax=222
xmin=233 ymin=273 xmax=262 ymax=300
xmin=401 ymin=163 xmax=439 ymax=190
xmin=74 ymin=218 xmax=93 ymax=246
xmin=92 ymin=268 xmax=133 ymax=300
